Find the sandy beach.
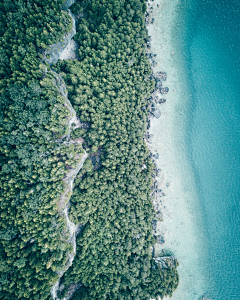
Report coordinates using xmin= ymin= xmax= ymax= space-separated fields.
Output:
xmin=146 ymin=0 xmax=209 ymax=299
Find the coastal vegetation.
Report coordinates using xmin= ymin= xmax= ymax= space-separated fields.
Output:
xmin=55 ymin=0 xmax=179 ymax=299
xmin=0 ymin=0 xmax=179 ymax=299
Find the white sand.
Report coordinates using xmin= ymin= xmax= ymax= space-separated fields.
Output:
xmin=147 ymin=0 xmax=210 ymax=299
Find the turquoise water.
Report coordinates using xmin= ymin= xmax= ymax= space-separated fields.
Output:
xmin=177 ymin=0 xmax=240 ymax=298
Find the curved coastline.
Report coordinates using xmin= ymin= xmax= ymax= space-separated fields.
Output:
xmin=146 ymin=0 xmax=210 ymax=298
xmin=0 ymin=0 xmax=217 ymax=298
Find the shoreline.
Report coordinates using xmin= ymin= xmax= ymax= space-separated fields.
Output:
xmin=146 ymin=0 xmax=209 ymax=299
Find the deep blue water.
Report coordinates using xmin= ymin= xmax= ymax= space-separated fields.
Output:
xmin=179 ymin=0 xmax=240 ymax=298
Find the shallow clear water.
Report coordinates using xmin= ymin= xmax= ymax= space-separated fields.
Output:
xmin=178 ymin=0 xmax=240 ymax=298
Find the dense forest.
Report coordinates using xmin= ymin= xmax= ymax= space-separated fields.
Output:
xmin=0 ymin=0 xmax=179 ymax=299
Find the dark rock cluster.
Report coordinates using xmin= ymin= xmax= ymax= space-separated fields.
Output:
xmin=145 ymin=3 xmax=154 ymax=26
xmin=156 ymin=235 xmax=165 ymax=244
xmin=158 ymin=98 xmax=166 ymax=104
xmin=145 ymin=132 xmax=153 ymax=142
xmin=160 ymin=87 xmax=169 ymax=94
xmin=150 ymin=96 xmax=166 ymax=105
xmin=155 ymin=72 xmax=169 ymax=95
xmin=156 ymin=168 xmax=161 ymax=176
xmin=156 ymin=71 xmax=167 ymax=81
xmin=152 ymin=109 xmax=161 ymax=119
xmin=156 ymin=80 xmax=162 ymax=89
xmin=152 ymin=220 xmax=158 ymax=234
xmin=150 ymin=71 xmax=169 ymax=97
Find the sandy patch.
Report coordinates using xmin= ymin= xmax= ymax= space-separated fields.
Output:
xmin=146 ymin=0 xmax=209 ymax=299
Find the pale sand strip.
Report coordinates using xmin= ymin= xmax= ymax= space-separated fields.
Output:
xmin=146 ymin=0 xmax=209 ymax=299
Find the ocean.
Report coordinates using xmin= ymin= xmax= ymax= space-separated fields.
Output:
xmin=178 ymin=0 xmax=240 ymax=298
